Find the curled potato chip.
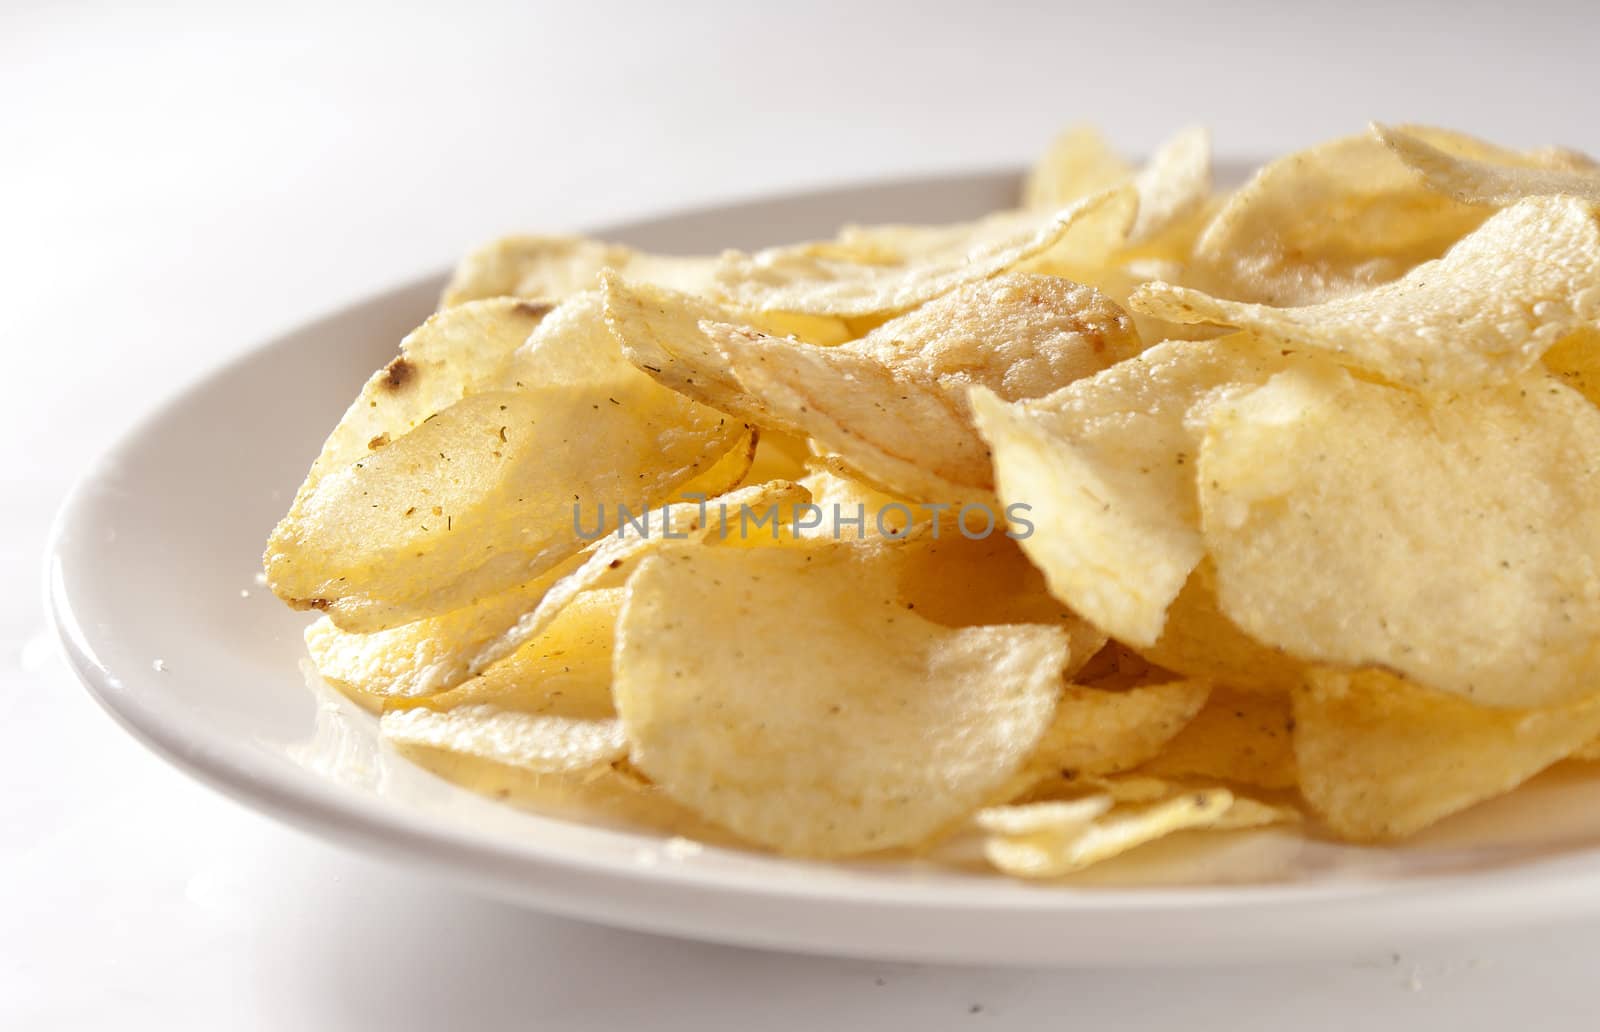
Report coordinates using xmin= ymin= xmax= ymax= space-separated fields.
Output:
xmin=1193 ymin=130 xmax=1499 ymax=305
xmin=1376 ymin=124 xmax=1600 ymax=207
xmin=301 ymin=299 xmax=551 ymax=498
xmin=611 ymin=270 xmax=1140 ymax=501
xmin=1201 ymin=365 xmax=1600 ymax=706
xmin=1133 ymin=197 xmax=1600 ymax=391
xmin=1295 ymin=668 xmax=1600 ymax=840
xmin=1140 ymin=688 xmax=1297 ymax=790
xmin=1137 ymin=561 xmax=1303 ymax=693
xmin=970 ymin=337 xmax=1300 ymax=646
xmin=464 ymin=479 xmax=810 ymax=681
xmin=708 ymin=187 xmax=1135 ymax=318
xmin=613 ymin=539 xmax=1069 ymax=856
xmin=380 ymin=587 xmax=627 ymax=778
xmin=266 ymin=291 xmax=746 ymax=631
xmin=979 ymin=788 xmax=1233 ymax=878
xmin=441 ymin=234 xmax=718 ymax=307
xmin=1023 ymin=125 xmax=1132 ymax=210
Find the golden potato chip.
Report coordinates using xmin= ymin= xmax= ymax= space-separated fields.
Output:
xmin=1023 ymin=125 xmax=1133 ymax=210
xmin=1192 ymin=130 xmax=1494 ymax=305
xmin=1126 ymin=125 xmax=1212 ymax=245
xmin=1543 ymin=327 xmax=1600 ymax=407
xmin=464 ymin=478 xmax=810 ymax=680
xmin=1140 ymin=688 xmax=1297 ymax=790
xmin=440 ymin=234 xmax=718 ymax=307
xmin=266 ymin=291 xmax=747 ymax=631
xmin=1132 ymin=196 xmax=1600 ymax=390
xmin=1376 ymin=124 xmax=1600 ymax=206
xmin=1137 ymin=561 xmax=1303 ymax=693
xmin=1295 ymin=668 xmax=1600 ymax=840
xmin=300 ymin=298 xmax=550 ymax=498
xmin=380 ymin=587 xmax=627 ymax=776
xmin=1022 ymin=678 xmax=1210 ymax=783
xmin=890 ymin=532 xmax=1103 ymax=647
xmin=613 ymin=270 xmax=1139 ymax=501
xmin=707 ymin=187 xmax=1135 ymax=317
xmin=1201 ymin=364 xmax=1600 ymax=706
xmin=969 ymin=337 xmax=1300 ymax=645
xmin=613 ymin=539 xmax=1070 ymax=856
xmin=979 ymin=788 xmax=1233 ymax=878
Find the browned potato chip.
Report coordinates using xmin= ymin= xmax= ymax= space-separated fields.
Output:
xmin=1295 ymin=668 xmax=1600 ymax=840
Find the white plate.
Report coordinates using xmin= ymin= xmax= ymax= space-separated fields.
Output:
xmin=48 ymin=168 xmax=1600 ymax=967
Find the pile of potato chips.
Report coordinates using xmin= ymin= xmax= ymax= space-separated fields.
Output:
xmin=266 ymin=122 xmax=1600 ymax=878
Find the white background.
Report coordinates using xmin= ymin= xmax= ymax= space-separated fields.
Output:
xmin=6 ymin=1 xmax=1600 ymax=1027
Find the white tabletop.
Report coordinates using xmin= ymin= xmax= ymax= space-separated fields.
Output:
xmin=7 ymin=1 xmax=1600 ymax=1027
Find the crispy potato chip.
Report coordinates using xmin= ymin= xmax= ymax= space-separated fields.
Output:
xmin=1132 ymin=197 xmax=1600 ymax=390
xmin=613 ymin=270 xmax=1140 ymax=500
xmin=980 ymin=788 xmax=1234 ymax=878
xmin=1141 ymin=688 xmax=1297 ymax=790
xmin=1543 ymin=327 xmax=1600 ymax=407
xmin=1376 ymin=124 xmax=1600 ymax=207
xmin=1023 ymin=126 xmax=1133 ymax=210
xmin=1127 ymin=125 xmax=1212 ymax=245
xmin=379 ymin=587 xmax=626 ymax=776
xmin=1193 ymin=130 xmax=1497 ymax=305
xmin=440 ymin=234 xmax=718 ymax=306
xmin=1295 ymin=668 xmax=1600 ymax=840
xmin=300 ymin=298 xmax=551 ymax=498
xmin=464 ymin=479 xmax=809 ymax=680
xmin=266 ymin=291 xmax=746 ymax=631
xmin=1022 ymin=678 xmax=1210 ymax=783
xmin=1201 ymin=365 xmax=1600 ymax=706
xmin=1138 ymin=561 xmax=1303 ymax=693
xmin=970 ymin=337 xmax=1301 ymax=645
xmin=613 ymin=539 xmax=1069 ymax=856
xmin=708 ymin=187 xmax=1135 ymax=317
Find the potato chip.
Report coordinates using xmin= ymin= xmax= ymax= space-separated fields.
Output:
xmin=1140 ymin=688 xmax=1297 ymax=790
xmin=463 ymin=479 xmax=810 ymax=681
xmin=380 ymin=587 xmax=627 ymax=776
xmin=1023 ymin=125 xmax=1133 ymax=210
xmin=1192 ymin=130 xmax=1496 ymax=305
xmin=1295 ymin=668 xmax=1600 ymax=840
xmin=1201 ymin=364 xmax=1600 ymax=706
xmin=440 ymin=234 xmax=717 ymax=307
xmin=1543 ymin=327 xmax=1600 ymax=407
xmin=980 ymin=788 xmax=1233 ymax=878
xmin=613 ymin=539 xmax=1069 ymax=856
xmin=1137 ymin=561 xmax=1303 ymax=693
xmin=1126 ymin=125 xmax=1212 ymax=245
xmin=1021 ymin=678 xmax=1210 ymax=783
xmin=708 ymin=187 xmax=1135 ymax=317
xmin=1376 ymin=124 xmax=1600 ymax=207
xmin=266 ymin=291 xmax=747 ymax=631
xmin=969 ymin=336 xmax=1301 ymax=646
xmin=300 ymin=298 xmax=550 ymax=498
xmin=613 ymin=270 xmax=1140 ymax=501
xmin=1132 ymin=196 xmax=1600 ymax=391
